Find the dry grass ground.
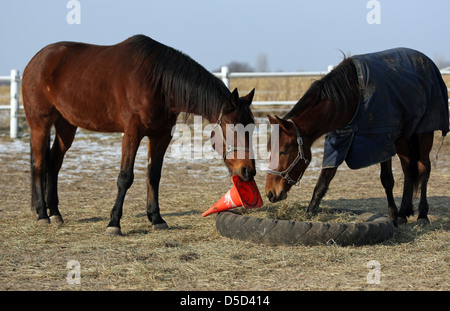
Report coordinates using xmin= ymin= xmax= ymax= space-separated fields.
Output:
xmin=0 ymin=76 xmax=448 ymax=292
xmin=0 ymin=129 xmax=448 ymax=291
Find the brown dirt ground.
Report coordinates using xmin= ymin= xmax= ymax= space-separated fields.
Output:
xmin=0 ymin=124 xmax=448 ymax=291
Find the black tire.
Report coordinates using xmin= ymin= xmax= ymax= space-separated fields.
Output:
xmin=215 ymin=210 xmax=395 ymax=246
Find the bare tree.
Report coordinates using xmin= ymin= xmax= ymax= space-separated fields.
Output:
xmin=256 ymin=53 xmax=269 ymax=72
xmin=215 ymin=61 xmax=254 ymax=72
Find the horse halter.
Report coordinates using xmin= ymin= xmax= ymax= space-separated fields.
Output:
xmin=266 ymin=119 xmax=310 ymax=186
xmin=213 ymin=106 xmax=251 ymax=159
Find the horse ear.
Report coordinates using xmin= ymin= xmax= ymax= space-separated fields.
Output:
xmin=275 ymin=115 xmax=293 ymax=133
xmin=230 ymin=88 xmax=239 ymax=108
xmin=267 ymin=115 xmax=292 ymax=132
xmin=243 ymin=88 xmax=255 ymax=105
xmin=223 ymin=88 xmax=238 ymax=113
xmin=267 ymin=115 xmax=278 ymax=124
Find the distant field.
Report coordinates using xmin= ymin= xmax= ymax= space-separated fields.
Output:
xmin=229 ymin=73 xmax=450 ymax=108
xmin=230 ymin=75 xmax=322 ymax=102
xmin=0 ymin=74 xmax=449 ymax=130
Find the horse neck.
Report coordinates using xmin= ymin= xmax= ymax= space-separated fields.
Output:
xmin=169 ymin=86 xmax=229 ymax=124
xmin=292 ymin=96 xmax=358 ymax=143
xmin=187 ymin=99 xmax=227 ymax=125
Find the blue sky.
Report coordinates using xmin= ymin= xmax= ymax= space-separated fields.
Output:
xmin=1 ymin=0 xmax=449 ymax=74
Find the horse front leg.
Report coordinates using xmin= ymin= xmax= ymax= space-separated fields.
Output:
xmin=106 ymin=126 xmax=143 ymax=235
xmin=146 ymin=132 xmax=173 ymax=230
xmin=307 ymin=167 xmax=337 ymax=213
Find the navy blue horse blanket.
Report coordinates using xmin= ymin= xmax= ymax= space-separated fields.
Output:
xmin=323 ymin=48 xmax=449 ymax=169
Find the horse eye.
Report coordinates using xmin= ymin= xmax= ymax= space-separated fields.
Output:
xmin=279 ymin=150 xmax=287 ymax=156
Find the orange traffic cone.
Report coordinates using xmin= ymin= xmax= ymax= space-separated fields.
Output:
xmin=202 ymin=175 xmax=263 ymax=217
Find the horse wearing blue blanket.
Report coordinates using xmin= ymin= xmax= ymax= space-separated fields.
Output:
xmin=266 ymin=48 xmax=449 ymax=226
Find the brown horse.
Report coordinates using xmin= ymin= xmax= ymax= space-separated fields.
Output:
xmin=266 ymin=48 xmax=449 ymax=226
xmin=22 ymin=34 xmax=256 ymax=235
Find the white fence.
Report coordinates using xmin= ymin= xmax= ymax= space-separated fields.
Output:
xmin=1 ymin=67 xmax=450 ymax=138
xmin=213 ymin=66 xmax=332 ymax=106
xmin=0 ymin=70 xmax=20 ymax=138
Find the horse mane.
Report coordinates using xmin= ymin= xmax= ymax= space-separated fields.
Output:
xmin=285 ymin=57 xmax=359 ymax=123
xmin=126 ymin=35 xmax=230 ymax=119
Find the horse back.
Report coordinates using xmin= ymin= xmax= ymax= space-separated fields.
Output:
xmin=23 ymin=38 xmax=159 ymax=133
xmin=351 ymin=48 xmax=449 ymax=137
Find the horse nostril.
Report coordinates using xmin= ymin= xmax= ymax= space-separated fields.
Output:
xmin=278 ymin=190 xmax=287 ymax=201
xmin=267 ymin=191 xmax=275 ymax=202
xmin=241 ymin=167 xmax=248 ymax=180
xmin=240 ymin=167 xmax=255 ymax=181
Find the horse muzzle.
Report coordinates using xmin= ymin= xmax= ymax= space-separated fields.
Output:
xmin=266 ymin=189 xmax=287 ymax=203
xmin=234 ymin=165 xmax=256 ymax=181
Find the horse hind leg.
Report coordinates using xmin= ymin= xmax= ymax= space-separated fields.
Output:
xmin=416 ymin=132 xmax=433 ymax=226
xmin=380 ymin=159 xmax=399 ymax=226
xmin=395 ymin=136 xmax=418 ymax=225
xmin=30 ymin=135 xmax=49 ymax=211
xmin=46 ymin=117 xmax=77 ymax=224
xmin=29 ymin=121 xmax=53 ymax=224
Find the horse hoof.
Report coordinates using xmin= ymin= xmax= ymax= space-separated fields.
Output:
xmin=152 ymin=223 xmax=169 ymax=230
xmin=397 ymin=217 xmax=407 ymax=225
xmin=50 ymin=215 xmax=64 ymax=224
xmin=105 ymin=226 xmax=123 ymax=236
xmin=37 ymin=218 xmax=50 ymax=225
xmin=417 ymin=218 xmax=430 ymax=227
